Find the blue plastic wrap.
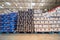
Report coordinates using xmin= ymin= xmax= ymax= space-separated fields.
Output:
xmin=0 ymin=12 xmax=18 ymax=33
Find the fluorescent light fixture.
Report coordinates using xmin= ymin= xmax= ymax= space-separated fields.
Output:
xmin=31 ymin=3 xmax=35 ymax=6
xmin=44 ymin=9 xmax=47 ymax=11
xmin=20 ymin=7 xmax=22 ymax=8
xmin=40 ymin=3 xmax=45 ymax=6
xmin=0 ymin=6 xmax=3 ymax=8
xmin=2 ymin=4 xmax=4 ymax=6
xmin=5 ymin=2 xmax=11 ymax=5
xmin=41 ymin=0 xmax=45 ymax=2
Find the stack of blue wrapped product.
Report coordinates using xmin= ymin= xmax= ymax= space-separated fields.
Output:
xmin=0 ymin=12 xmax=18 ymax=33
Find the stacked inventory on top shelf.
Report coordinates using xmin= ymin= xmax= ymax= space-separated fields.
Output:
xmin=34 ymin=8 xmax=60 ymax=32
xmin=17 ymin=9 xmax=34 ymax=33
xmin=0 ymin=7 xmax=60 ymax=34
xmin=0 ymin=12 xmax=18 ymax=33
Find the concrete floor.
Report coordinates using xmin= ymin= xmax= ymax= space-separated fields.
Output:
xmin=0 ymin=34 xmax=60 ymax=40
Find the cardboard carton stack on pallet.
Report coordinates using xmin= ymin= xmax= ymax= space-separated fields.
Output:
xmin=34 ymin=7 xmax=60 ymax=32
xmin=17 ymin=9 xmax=34 ymax=33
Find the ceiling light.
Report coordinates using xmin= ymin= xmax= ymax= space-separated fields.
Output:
xmin=41 ymin=0 xmax=45 ymax=2
xmin=20 ymin=7 xmax=22 ymax=8
xmin=2 ymin=4 xmax=4 ymax=6
xmin=5 ymin=2 xmax=11 ymax=5
xmin=28 ymin=3 xmax=31 ymax=8
xmin=40 ymin=3 xmax=45 ymax=6
xmin=31 ymin=3 xmax=35 ymax=6
xmin=44 ymin=9 xmax=47 ymax=11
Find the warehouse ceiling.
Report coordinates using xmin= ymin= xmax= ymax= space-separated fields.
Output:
xmin=0 ymin=0 xmax=60 ymax=12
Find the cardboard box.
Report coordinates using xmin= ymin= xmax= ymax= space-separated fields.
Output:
xmin=34 ymin=25 xmax=38 ymax=28
xmin=43 ymin=25 xmax=48 ymax=28
xmin=49 ymin=21 xmax=53 ymax=24
xmin=39 ymin=25 xmax=43 ymax=27
xmin=41 ymin=17 xmax=44 ymax=20
xmin=57 ymin=21 xmax=60 ymax=23
xmin=53 ymin=21 xmax=57 ymax=23
xmin=45 ymin=21 xmax=49 ymax=24
xmin=34 ymin=14 xmax=38 ymax=16
xmin=39 ymin=14 xmax=41 ymax=16
xmin=41 ymin=21 xmax=44 ymax=24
